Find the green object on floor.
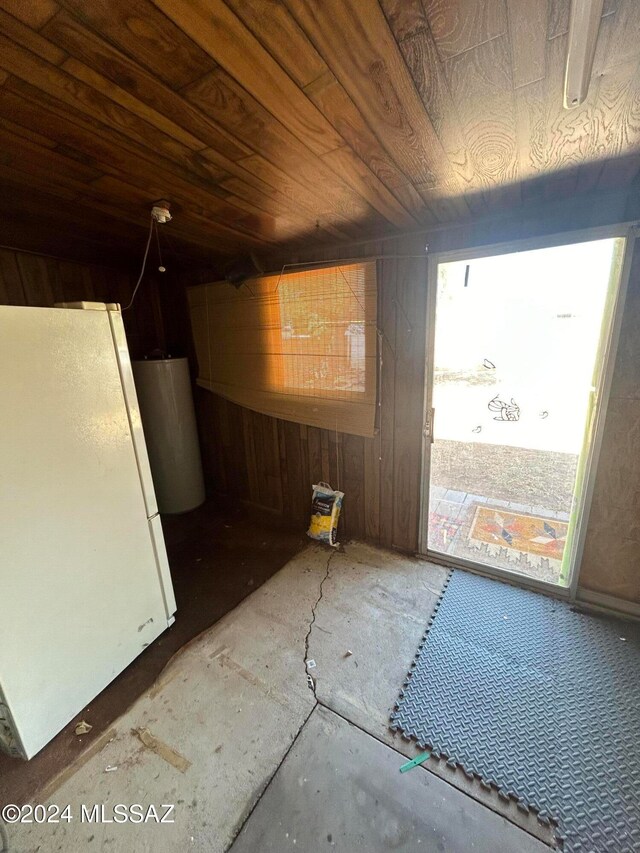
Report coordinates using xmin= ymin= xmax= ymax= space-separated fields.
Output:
xmin=399 ymin=751 xmax=431 ymax=773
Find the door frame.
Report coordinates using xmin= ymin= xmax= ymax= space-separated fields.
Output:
xmin=418 ymin=223 xmax=637 ymax=600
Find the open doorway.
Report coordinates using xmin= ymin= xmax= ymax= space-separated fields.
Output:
xmin=421 ymin=233 xmax=628 ymax=590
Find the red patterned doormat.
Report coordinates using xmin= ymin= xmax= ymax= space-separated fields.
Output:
xmin=469 ymin=506 xmax=568 ymax=562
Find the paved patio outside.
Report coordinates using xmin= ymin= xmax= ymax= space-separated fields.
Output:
xmin=429 ymin=440 xmax=576 ymax=585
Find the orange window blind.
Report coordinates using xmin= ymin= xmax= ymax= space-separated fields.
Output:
xmin=188 ymin=261 xmax=378 ymax=437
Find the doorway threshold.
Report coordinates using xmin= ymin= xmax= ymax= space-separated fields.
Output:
xmin=417 ymin=550 xmax=572 ymax=600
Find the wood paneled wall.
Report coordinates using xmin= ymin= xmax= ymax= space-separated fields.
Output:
xmin=578 ymin=243 xmax=640 ymax=604
xmin=0 ymin=247 xmax=168 ymax=358
xmin=187 ymin=190 xmax=640 ymax=605
xmin=191 ymin=231 xmax=428 ymax=552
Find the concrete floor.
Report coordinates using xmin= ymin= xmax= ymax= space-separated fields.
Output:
xmin=7 ymin=542 xmax=552 ymax=852
xmin=0 ymin=501 xmax=306 ymax=806
xmin=230 ymin=705 xmax=546 ymax=853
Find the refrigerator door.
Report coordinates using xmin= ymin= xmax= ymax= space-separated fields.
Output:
xmin=148 ymin=514 xmax=177 ymax=623
xmin=0 ymin=305 xmax=175 ymax=759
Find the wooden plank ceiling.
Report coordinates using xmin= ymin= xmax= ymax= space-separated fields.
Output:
xmin=0 ymin=0 xmax=639 ymax=267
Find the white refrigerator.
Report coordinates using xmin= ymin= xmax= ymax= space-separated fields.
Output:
xmin=0 ymin=302 xmax=177 ymax=760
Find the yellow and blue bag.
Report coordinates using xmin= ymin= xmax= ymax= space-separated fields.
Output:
xmin=307 ymin=482 xmax=344 ymax=547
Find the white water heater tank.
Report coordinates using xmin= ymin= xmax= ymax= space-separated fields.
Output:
xmin=132 ymin=357 xmax=205 ymax=514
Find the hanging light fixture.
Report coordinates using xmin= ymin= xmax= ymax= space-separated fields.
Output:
xmin=563 ymin=0 xmax=604 ymax=109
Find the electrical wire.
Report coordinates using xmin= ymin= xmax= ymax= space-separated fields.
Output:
xmin=122 ymin=215 xmax=154 ymax=312
xmin=154 ymin=220 xmax=190 ymax=263
xmin=154 ymin=218 xmax=166 ymax=272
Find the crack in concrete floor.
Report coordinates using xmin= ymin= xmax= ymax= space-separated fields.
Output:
xmin=303 ymin=548 xmax=338 ymax=699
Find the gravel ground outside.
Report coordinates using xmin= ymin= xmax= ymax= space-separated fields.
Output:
xmin=429 ymin=439 xmax=579 ymax=513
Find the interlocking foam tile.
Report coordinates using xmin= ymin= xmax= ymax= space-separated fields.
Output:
xmin=390 ymin=570 xmax=640 ymax=852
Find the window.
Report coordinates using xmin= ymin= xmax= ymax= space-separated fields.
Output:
xmin=188 ymin=261 xmax=378 ymax=437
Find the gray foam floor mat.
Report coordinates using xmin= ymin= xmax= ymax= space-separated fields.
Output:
xmin=390 ymin=570 xmax=640 ymax=852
